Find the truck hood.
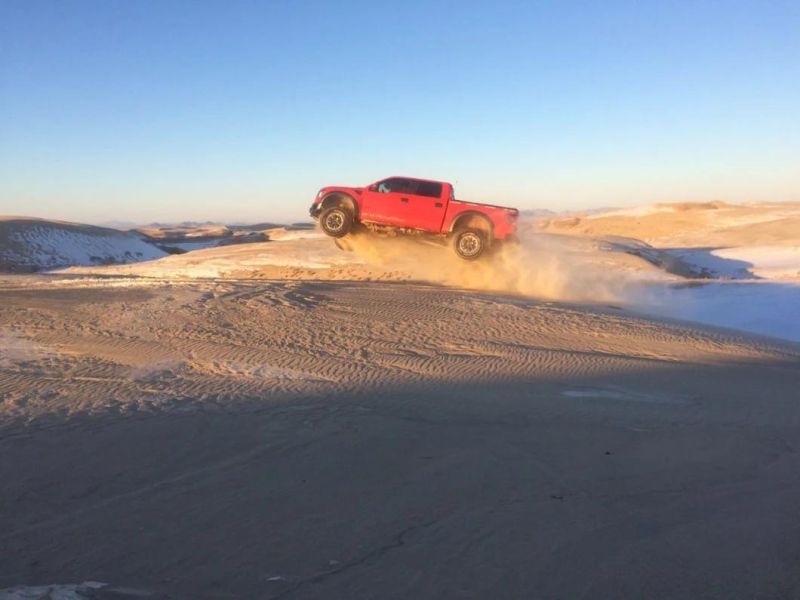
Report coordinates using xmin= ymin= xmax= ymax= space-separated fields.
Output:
xmin=320 ymin=186 xmax=364 ymax=195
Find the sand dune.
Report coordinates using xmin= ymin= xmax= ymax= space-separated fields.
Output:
xmin=4 ymin=277 xmax=792 ymax=427
xmin=539 ymin=201 xmax=800 ymax=281
xmin=0 ymin=218 xmax=166 ymax=272
xmin=59 ymin=202 xmax=800 ymax=286
xmin=56 ymin=214 xmax=798 ymax=342
xmin=136 ymin=222 xmax=320 ymax=253
xmin=0 ymin=217 xmax=325 ymax=273
xmin=62 ymin=228 xmax=666 ymax=300
xmin=540 ymin=201 xmax=800 ymax=246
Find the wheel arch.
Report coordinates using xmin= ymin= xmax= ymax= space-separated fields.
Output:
xmin=320 ymin=193 xmax=359 ymax=220
xmin=449 ymin=211 xmax=494 ymax=240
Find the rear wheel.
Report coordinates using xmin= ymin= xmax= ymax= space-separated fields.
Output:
xmin=319 ymin=206 xmax=353 ymax=238
xmin=452 ymin=228 xmax=487 ymax=260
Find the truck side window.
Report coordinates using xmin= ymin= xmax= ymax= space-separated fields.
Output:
xmin=378 ymin=178 xmax=410 ymax=193
xmin=415 ymin=181 xmax=443 ymax=198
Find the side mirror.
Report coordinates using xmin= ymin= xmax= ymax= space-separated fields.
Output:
xmin=368 ymin=184 xmax=378 ymax=192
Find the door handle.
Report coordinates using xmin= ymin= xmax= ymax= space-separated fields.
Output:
xmin=434 ymin=202 xmax=443 ymax=208
xmin=400 ymin=197 xmax=409 ymax=203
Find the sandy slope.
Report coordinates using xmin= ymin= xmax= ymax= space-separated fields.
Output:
xmin=521 ymin=203 xmax=800 ymax=341
xmin=58 ymin=202 xmax=800 ymax=287
xmin=0 ymin=218 xmax=165 ymax=272
xmin=539 ymin=201 xmax=800 ymax=246
xmin=539 ymin=201 xmax=800 ymax=280
xmin=134 ymin=223 xmax=319 ymax=253
xmin=1 ymin=276 xmax=799 ymax=598
xmin=0 ymin=218 xmax=314 ymax=273
xmin=61 ymin=231 xmax=667 ymax=301
xmin=58 ymin=223 xmax=800 ymax=343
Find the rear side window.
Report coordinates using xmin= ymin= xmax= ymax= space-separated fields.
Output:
xmin=414 ymin=181 xmax=443 ymax=198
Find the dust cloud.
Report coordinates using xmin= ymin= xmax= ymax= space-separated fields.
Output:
xmin=0 ymin=329 xmax=55 ymax=366
xmin=343 ymin=231 xmax=644 ymax=304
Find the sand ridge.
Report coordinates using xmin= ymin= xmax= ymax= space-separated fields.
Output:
xmin=0 ymin=276 xmax=796 ymax=429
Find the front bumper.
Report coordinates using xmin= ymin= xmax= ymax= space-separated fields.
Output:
xmin=309 ymin=203 xmax=321 ymax=219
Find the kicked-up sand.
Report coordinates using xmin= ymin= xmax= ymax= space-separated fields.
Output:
xmin=1 ymin=275 xmax=799 ymax=599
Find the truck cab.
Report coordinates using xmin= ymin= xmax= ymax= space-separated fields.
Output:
xmin=359 ymin=177 xmax=452 ymax=232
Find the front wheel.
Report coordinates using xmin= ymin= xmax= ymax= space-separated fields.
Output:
xmin=319 ymin=206 xmax=353 ymax=238
xmin=452 ymin=228 xmax=487 ymax=260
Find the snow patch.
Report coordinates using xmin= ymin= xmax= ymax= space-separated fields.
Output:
xmin=664 ymin=245 xmax=800 ymax=280
xmin=637 ymin=281 xmax=800 ymax=343
xmin=588 ymin=204 xmax=678 ymax=218
xmin=266 ymin=228 xmax=324 ymax=242
xmin=157 ymin=240 xmax=221 ymax=252
xmin=563 ymin=386 xmax=688 ymax=404
xmin=713 ymin=246 xmax=800 ymax=280
xmin=0 ymin=220 xmax=166 ymax=271
xmin=0 ymin=582 xmax=106 ymax=600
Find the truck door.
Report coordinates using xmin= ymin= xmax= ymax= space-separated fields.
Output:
xmin=401 ymin=179 xmax=448 ymax=232
xmin=360 ymin=177 xmax=414 ymax=226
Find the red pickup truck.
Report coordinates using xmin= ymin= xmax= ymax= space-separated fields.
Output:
xmin=310 ymin=176 xmax=519 ymax=260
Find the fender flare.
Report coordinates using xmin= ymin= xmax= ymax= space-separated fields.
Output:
xmin=320 ymin=193 xmax=359 ymax=220
xmin=448 ymin=211 xmax=495 ymax=241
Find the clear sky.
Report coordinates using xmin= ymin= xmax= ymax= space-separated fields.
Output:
xmin=1 ymin=0 xmax=799 ymax=224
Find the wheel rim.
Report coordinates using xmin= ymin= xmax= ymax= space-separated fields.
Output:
xmin=325 ymin=211 xmax=345 ymax=232
xmin=458 ymin=232 xmax=482 ymax=257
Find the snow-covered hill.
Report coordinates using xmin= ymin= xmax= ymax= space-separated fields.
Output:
xmin=0 ymin=218 xmax=166 ymax=272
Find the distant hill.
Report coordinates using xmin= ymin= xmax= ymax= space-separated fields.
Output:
xmin=96 ymin=220 xmax=142 ymax=230
xmin=0 ymin=217 xmax=166 ymax=272
xmin=520 ymin=207 xmax=621 ymax=219
xmin=537 ymin=201 xmax=800 ymax=247
xmin=520 ymin=208 xmax=557 ymax=218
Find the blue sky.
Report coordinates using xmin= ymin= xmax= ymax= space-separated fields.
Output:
xmin=1 ymin=0 xmax=798 ymax=223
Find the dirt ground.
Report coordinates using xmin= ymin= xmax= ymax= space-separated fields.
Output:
xmin=1 ymin=276 xmax=799 ymax=599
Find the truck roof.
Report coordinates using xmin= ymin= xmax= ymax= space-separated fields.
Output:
xmin=381 ymin=176 xmax=451 ymax=186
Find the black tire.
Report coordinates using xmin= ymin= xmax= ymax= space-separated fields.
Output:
xmin=319 ymin=206 xmax=353 ymax=238
xmin=452 ymin=228 xmax=487 ymax=260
